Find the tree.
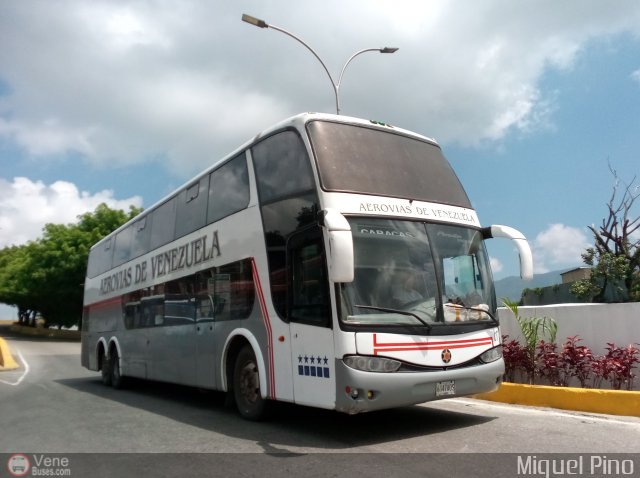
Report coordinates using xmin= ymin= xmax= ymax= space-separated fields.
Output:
xmin=571 ymin=165 xmax=640 ymax=302
xmin=0 ymin=203 xmax=141 ymax=327
xmin=0 ymin=245 xmax=34 ymax=318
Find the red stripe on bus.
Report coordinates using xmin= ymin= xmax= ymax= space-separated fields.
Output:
xmin=251 ymin=258 xmax=276 ymax=400
xmin=84 ymin=296 xmax=122 ymax=311
xmin=372 ymin=333 xmax=493 ymax=355
xmin=373 ymin=334 xmax=493 ymax=347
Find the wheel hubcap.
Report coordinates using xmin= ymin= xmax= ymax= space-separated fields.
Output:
xmin=239 ymin=362 xmax=259 ymax=403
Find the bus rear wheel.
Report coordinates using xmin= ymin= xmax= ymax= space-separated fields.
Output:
xmin=100 ymin=353 xmax=112 ymax=386
xmin=233 ymin=345 xmax=269 ymax=421
xmin=110 ymin=348 xmax=127 ymax=389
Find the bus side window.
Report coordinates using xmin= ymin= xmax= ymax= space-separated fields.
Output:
xmin=207 ymin=153 xmax=250 ymax=224
xmin=287 ymin=227 xmax=330 ymax=327
xmin=210 ymin=259 xmax=255 ymax=321
xmin=196 ymin=296 xmax=214 ymax=322
xmin=136 ymin=306 xmax=149 ymax=328
xmin=87 ymin=237 xmax=113 ymax=278
xmin=124 ymin=303 xmax=139 ymax=329
xmin=113 ymin=225 xmax=133 ymax=267
xmin=175 ymin=177 xmax=209 ymax=238
xmin=149 ymin=198 xmax=177 ymax=250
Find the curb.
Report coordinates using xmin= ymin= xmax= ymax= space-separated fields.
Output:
xmin=9 ymin=324 xmax=81 ymax=340
xmin=474 ymin=382 xmax=640 ymax=418
xmin=0 ymin=337 xmax=19 ymax=370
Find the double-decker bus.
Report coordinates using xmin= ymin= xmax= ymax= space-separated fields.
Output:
xmin=81 ymin=113 xmax=533 ymax=420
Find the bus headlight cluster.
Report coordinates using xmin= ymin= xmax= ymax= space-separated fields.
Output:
xmin=344 ymin=355 xmax=401 ymax=373
xmin=479 ymin=345 xmax=503 ymax=364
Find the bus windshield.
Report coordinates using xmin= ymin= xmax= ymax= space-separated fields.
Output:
xmin=339 ymin=218 xmax=496 ymax=328
xmin=307 ymin=120 xmax=472 ymax=208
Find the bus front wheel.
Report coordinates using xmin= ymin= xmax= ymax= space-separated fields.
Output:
xmin=233 ymin=345 xmax=269 ymax=421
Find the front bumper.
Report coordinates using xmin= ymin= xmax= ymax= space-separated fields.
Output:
xmin=334 ymin=357 xmax=504 ymax=414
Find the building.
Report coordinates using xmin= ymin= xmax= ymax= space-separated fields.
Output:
xmin=560 ymin=267 xmax=592 ymax=284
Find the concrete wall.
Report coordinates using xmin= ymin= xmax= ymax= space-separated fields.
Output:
xmin=521 ymin=283 xmax=590 ymax=306
xmin=498 ymin=303 xmax=640 ymax=390
xmin=499 ymin=303 xmax=640 ymax=355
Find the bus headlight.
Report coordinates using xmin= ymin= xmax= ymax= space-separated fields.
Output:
xmin=479 ymin=345 xmax=503 ymax=364
xmin=343 ymin=355 xmax=401 ymax=373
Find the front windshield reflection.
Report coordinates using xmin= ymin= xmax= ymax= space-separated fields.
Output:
xmin=339 ymin=218 xmax=495 ymax=327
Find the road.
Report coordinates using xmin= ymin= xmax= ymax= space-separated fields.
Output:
xmin=1 ymin=327 xmax=639 ymax=477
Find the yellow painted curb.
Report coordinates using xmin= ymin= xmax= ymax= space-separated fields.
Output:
xmin=0 ymin=337 xmax=19 ymax=370
xmin=474 ymin=382 xmax=640 ymax=418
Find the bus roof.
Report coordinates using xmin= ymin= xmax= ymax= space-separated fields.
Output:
xmin=89 ymin=113 xmax=441 ymax=251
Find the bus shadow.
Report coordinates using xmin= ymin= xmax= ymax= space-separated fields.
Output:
xmin=57 ymin=377 xmax=497 ymax=451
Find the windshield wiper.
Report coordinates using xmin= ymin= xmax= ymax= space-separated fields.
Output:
xmin=354 ymin=304 xmax=432 ymax=330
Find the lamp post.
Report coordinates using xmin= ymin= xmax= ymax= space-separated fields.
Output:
xmin=241 ymin=14 xmax=398 ymax=115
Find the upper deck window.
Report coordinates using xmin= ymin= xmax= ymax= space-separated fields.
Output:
xmin=175 ymin=177 xmax=208 ymax=238
xmin=252 ymin=130 xmax=315 ymax=204
xmin=307 ymin=121 xmax=471 ymax=208
xmin=207 ymin=153 xmax=250 ymax=224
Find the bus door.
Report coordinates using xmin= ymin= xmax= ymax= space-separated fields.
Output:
xmin=287 ymin=227 xmax=336 ymax=409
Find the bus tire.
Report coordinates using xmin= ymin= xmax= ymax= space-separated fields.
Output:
xmin=101 ymin=353 xmax=112 ymax=386
xmin=110 ymin=348 xmax=127 ymax=389
xmin=233 ymin=345 xmax=269 ymax=421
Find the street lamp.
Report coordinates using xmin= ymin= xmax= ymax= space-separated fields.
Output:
xmin=241 ymin=14 xmax=398 ymax=115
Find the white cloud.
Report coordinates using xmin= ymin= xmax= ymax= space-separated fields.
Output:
xmin=1 ymin=1 xmax=640 ymax=172
xmin=0 ymin=177 xmax=142 ymax=248
xmin=490 ymin=257 xmax=504 ymax=274
xmin=0 ymin=117 xmax=96 ymax=157
xmin=632 ymin=69 xmax=640 ymax=85
xmin=532 ymin=223 xmax=591 ymax=273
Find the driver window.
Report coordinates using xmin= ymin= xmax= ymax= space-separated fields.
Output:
xmin=288 ymin=227 xmax=330 ymax=327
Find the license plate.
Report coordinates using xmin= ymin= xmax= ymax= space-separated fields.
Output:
xmin=436 ymin=380 xmax=456 ymax=397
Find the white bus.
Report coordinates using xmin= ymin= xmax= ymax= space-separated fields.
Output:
xmin=81 ymin=113 xmax=533 ymax=420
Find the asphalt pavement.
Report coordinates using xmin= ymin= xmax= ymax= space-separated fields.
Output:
xmin=1 ymin=324 xmax=640 ymax=477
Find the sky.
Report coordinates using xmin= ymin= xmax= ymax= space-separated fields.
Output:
xmin=1 ymin=0 xmax=639 ymax=304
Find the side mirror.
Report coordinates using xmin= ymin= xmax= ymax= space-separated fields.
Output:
xmin=318 ymin=209 xmax=354 ymax=283
xmin=482 ymin=225 xmax=533 ymax=280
